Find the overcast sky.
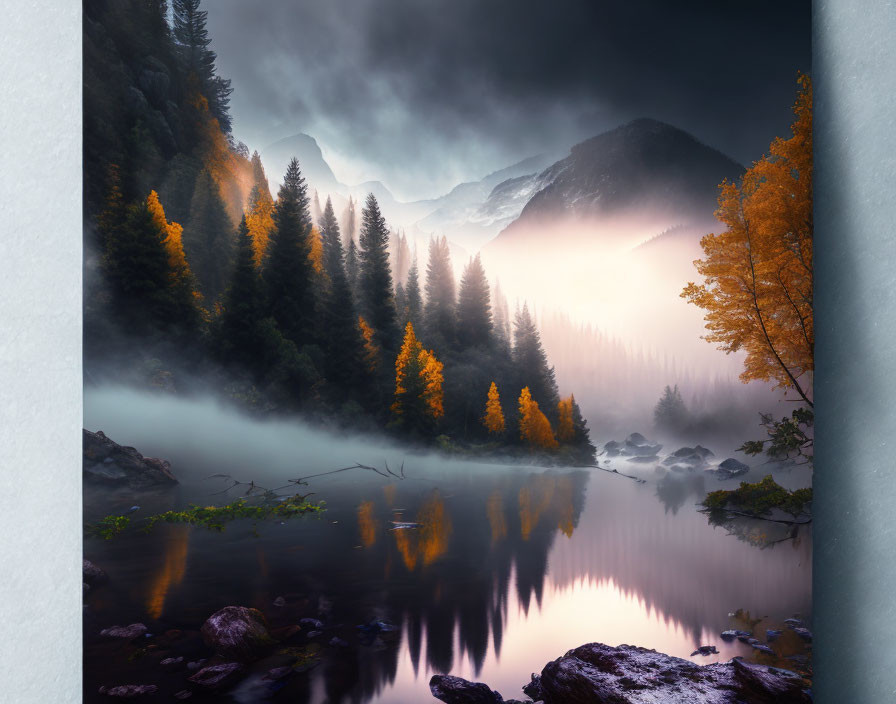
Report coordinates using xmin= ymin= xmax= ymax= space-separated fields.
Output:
xmin=206 ymin=0 xmax=810 ymax=201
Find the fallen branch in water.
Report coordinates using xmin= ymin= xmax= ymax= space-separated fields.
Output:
xmin=586 ymin=463 xmax=647 ymax=484
xmin=272 ymin=461 xmax=406 ymax=490
xmin=699 ymin=506 xmax=811 ymax=525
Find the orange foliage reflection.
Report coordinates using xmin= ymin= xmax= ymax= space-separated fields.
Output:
xmin=358 ymin=500 xmax=377 ymax=547
xmin=146 ymin=525 xmax=190 ymax=619
xmin=393 ymin=491 xmax=452 ymax=571
xmin=486 ymin=491 xmax=507 ymax=543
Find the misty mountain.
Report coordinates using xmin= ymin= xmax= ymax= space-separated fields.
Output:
xmin=414 ymin=152 xmax=563 ymax=250
xmin=260 ymin=132 xmax=342 ymax=194
xmin=495 ymin=118 xmax=743 ymax=242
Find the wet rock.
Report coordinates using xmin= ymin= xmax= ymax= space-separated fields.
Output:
xmin=690 ymin=645 xmax=719 ymax=656
xmin=273 ymin=596 xmax=286 ymax=607
xmin=186 ymin=659 xmax=206 ymax=672
xmin=791 ymin=626 xmax=813 ymax=642
xmin=784 ymin=618 xmax=806 ymax=628
xmin=100 ymin=623 xmax=148 ymax=640
xmin=306 ymin=630 xmax=323 ymax=639
xmin=626 ymin=433 xmax=648 ymax=445
xmin=603 ymin=440 xmax=621 ymax=456
xmin=720 ymin=630 xmax=751 ymax=641
xmin=83 ymin=559 xmax=108 ymax=585
xmin=263 ymin=666 xmax=293 ymax=681
xmin=201 ymin=606 xmax=273 ymax=661
xmin=766 ymin=629 xmax=783 ymax=642
xmin=173 ymin=691 xmax=192 ymax=700
xmin=83 ymin=429 xmax=177 ymax=488
xmin=98 ymin=684 xmax=158 ymax=697
xmin=329 ymin=637 xmax=349 ymax=648
xmin=160 ymin=656 xmax=183 ymax=669
xmin=429 ymin=674 xmax=503 ymax=703
xmin=518 ymin=642 xmax=810 ymax=703
xmin=752 ymin=643 xmax=776 ymax=655
xmin=187 ymin=662 xmax=245 ymax=690
xmin=712 ymin=458 xmax=750 ymax=479
xmin=300 ymin=617 xmax=324 ymax=630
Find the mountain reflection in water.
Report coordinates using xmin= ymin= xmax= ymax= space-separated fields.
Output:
xmin=83 ymin=390 xmax=811 ymax=704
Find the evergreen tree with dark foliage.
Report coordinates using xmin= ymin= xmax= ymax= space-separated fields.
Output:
xmin=319 ymin=197 xmax=366 ymax=394
xmin=266 ymin=158 xmax=316 ymax=346
xmin=217 ymin=215 xmax=272 ymax=372
xmin=345 ymin=237 xmax=360 ymax=301
xmin=423 ymin=235 xmax=456 ymax=353
xmin=456 ymin=253 xmax=492 ymax=350
xmin=403 ymin=257 xmax=423 ymax=333
xmin=172 ymin=0 xmax=233 ymax=133
xmin=357 ymin=193 xmax=398 ymax=348
xmin=513 ymin=303 xmax=560 ymax=413
xmin=102 ymin=193 xmax=196 ymax=335
xmin=184 ymin=168 xmax=233 ymax=304
xmin=654 ymin=384 xmax=689 ymax=433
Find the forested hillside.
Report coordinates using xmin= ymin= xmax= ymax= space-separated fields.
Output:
xmin=82 ymin=0 xmax=595 ymax=463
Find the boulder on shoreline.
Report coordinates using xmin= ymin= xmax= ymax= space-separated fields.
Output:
xmin=201 ymin=606 xmax=273 ymax=661
xmin=83 ymin=429 xmax=177 ymax=488
xmin=431 ymin=642 xmax=811 ymax=704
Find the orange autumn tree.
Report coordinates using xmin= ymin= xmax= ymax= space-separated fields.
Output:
xmin=483 ymin=381 xmax=506 ymax=435
xmin=557 ymin=395 xmax=576 ymax=442
xmin=146 ymin=190 xmax=200 ymax=308
xmin=246 ymin=186 xmax=275 ymax=268
xmin=682 ymin=74 xmax=813 ymax=407
xmin=358 ymin=316 xmax=380 ymax=373
xmin=518 ymin=387 xmax=558 ymax=450
xmin=308 ymin=225 xmax=324 ymax=274
xmin=392 ymin=322 xmax=444 ymax=431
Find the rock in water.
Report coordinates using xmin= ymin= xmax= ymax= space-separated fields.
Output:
xmin=429 ymin=674 xmax=503 ymax=703
xmin=201 ymin=606 xmax=273 ymax=661
xmin=187 ymin=662 xmax=245 ymax=690
xmin=83 ymin=429 xmax=177 ymax=488
xmin=83 ymin=559 xmax=108 ymax=585
xmin=521 ymin=643 xmax=810 ymax=703
xmin=98 ymin=684 xmax=158 ymax=697
xmin=714 ymin=458 xmax=750 ymax=479
xmin=100 ymin=623 xmax=148 ymax=640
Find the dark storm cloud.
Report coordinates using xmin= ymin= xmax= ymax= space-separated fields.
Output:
xmin=206 ymin=0 xmax=810 ymax=200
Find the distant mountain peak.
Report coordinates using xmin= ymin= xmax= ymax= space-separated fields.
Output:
xmin=493 ymin=118 xmax=744 ymax=241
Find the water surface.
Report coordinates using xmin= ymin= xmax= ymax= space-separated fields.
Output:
xmin=84 ymin=388 xmax=812 ymax=703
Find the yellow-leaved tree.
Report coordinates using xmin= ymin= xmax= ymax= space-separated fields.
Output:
xmin=392 ymin=322 xmax=444 ymax=427
xmin=518 ymin=387 xmax=558 ymax=449
xmin=682 ymin=74 xmax=813 ymax=407
xmin=146 ymin=190 xmax=201 ymax=310
xmin=246 ymin=188 xmax=274 ymax=267
xmin=358 ymin=316 xmax=380 ymax=373
xmin=557 ymin=395 xmax=575 ymax=442
xmin=147 ymin=190 xmax=191 ymax=278
xmin=483 ymin=381 xmax=506 ymax=434
xmin=308 ymin=225 xmax=324 ymax=274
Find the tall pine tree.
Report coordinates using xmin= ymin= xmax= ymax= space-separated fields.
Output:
xmin=319 ymin=197 xmax=366 ymax=394
xmin=403 ymin=256 xmax=423 ymax=333
xmin=172 ymin=0 xmax=233 ymax=133
xmin=266 ymin=158 xmax=316 ymax=347
xmin=184 ymin=167 xmax=233 ymax=304
xmin=217 ymin=215 xmax=272 ymax=372
xmin=513 ymin=303 xmax=560 ymax=413
xmin=357 ymin=193 xmax=398 ymax=348
xmin=456 ymin=253 xmax=492 ymax=350
xmin=423 ymin=235 xmax=456 ymax=352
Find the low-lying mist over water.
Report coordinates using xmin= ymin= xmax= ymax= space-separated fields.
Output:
xmin=84 ymin=386 xmax=811 ymax=704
